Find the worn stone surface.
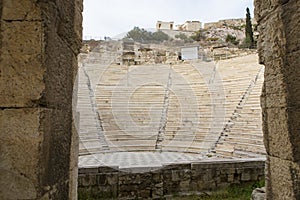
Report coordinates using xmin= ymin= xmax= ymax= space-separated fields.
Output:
xmin=251 ymin=187 xmax=266 ymax=200
xmin=0 ymin=20 xmax=45 ymax=107
xmin=0 ymin=0 xmax=82 ymax=199
xmin=0 ymin=108 xmax=43 ymax=199
xmin=255 ymin=0 xmax=300 ymax=199
xmin=2 ymin=0 xmax=42 ymax=21
xmin=265 ymin=107 xmax=292 ymax=159
xmin=267 ymin=156 xmax=300 ymax=199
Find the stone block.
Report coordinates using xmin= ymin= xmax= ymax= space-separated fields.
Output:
xmin=251 ymin=187 xmax=266 ymax=200
xmin=254 ymin=0 xmax=281 ymax=21
xmin=96 ymin=174 xmax=107 ymax=186
xmin=0 ymin=21 xmax=44 ymax=107
xmin=78 ymin=167 xmax=98 ymax=174
xmin=0 ymin=108 xmax=45 ymax=199
xmin=98 ymin=166 xmax=119 ymax=173
xmin=139 ymin=189 xmax=151 ymax=198
xmin=227 ymin=174 xmax=234 ymax=182
xmin=281 ymin=1 xmax=300 ymax=54
xmin=2 ymin=0 xmax=42 ymax=20
xmin=152 ymin=172 xmax=163 ymax=182
xmin=256 ymin=8 xmax=285 ymax=65
xmin=179 ymin=180 xmax=190 ymax=191
xmin=286 ymin=108 xmax=300 ymax=162
xmin=41 ymin=36 xmax=76 ymax=109
xmin=267 ymin=156 xmax=300 ymax=200
xmin=74 ymin=0 xmax=83 ymax=40
xmin=220 ymin=167 xmax=235 ymax=174
xmin=69 ymin=120 xmax=79 ymax=200
xmin=264 ymin=68 xmax=286 ymax=95
xmin=171 ymin=170 xmax=181 ymax=181
xmin=266 ymin=107 xmax=294 ymax=160
xmin=265 ymin=92 xmax=287 ymax=109
xmin=40 ymin=109 xmax=73 ymax=189
xmin=163 ymin=163 xmax=191 ymax=170
xmin=0 ymin=170 xmax=37 ymax=200
xmin=285 ymin=51 xmax=300 ymax=108
xmin=79 ymin=175 xmax=97 ymax=187
xmin=262 ymin=58 xmax=283 ymax=77
xmin=106 ymin=173 xmax=119 ymax=185
xmin=241 ymin=172 xmax=251 ymax=181
xmin=40 ymin=0 xmax=81 ymax=55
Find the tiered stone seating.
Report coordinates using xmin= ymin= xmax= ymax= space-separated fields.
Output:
xmin=161 ymin=55 xmax=264 ymax=154
xmin=161 ymin=62 xmax=221 ymax=153
xmin=77 ymin=41 xmax=121 ymax=155
xmin=95 ymin=64 xmax=170 ymax=152
xmin=77 ymin=65 xmax=109 ymax=155
xmin=78 ymin=48 xmax=265 ymax=160
xmin=216 ymin=55 xmax=263 ymax=121
xmin=215 ymin=66 xmax=265 ymax=157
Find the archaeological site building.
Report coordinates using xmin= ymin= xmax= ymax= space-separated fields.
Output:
xmin=156 ymin=21 xmax=174 ymax=31
xmin=177 ymin=21 xmax=202 ymax=32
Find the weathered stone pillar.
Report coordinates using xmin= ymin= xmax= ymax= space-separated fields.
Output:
xmin=255 ymin=0 xmax=300 ymax=199
xmin=0 ymin=0 xmax=82 ymax=199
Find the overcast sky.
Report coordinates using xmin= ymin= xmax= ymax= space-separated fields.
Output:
xmin=83 ymin=0 xmax=254 ymax=39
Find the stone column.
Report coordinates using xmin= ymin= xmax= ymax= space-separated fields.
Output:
xmin=0 ymin=0 xmax=82 ymax=199
xmin=255 ymin=0 xmax=300 ymax=199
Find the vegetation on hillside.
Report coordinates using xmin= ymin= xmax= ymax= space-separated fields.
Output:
xmin=175 ymin=33 xmax=194 ymax=43
xmin=190 ymin=29 xmax=206 ymax=41
xmin=175 ymin=29 xmax=206 ymax=43
xmin=226 ymin=34 xmax=239 ymax=46
xmin=124 ymin=7 xmax=256 ymax=48
xmin=124 ymin=27 xmax=169 ymax=43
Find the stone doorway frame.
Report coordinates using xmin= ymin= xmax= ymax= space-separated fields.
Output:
xmin=0 ymin=0 xmax=299 ymax=199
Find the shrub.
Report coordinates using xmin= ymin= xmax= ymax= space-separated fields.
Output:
xmin=206 ymin=37 xmax=219 ymax=42
xmin=190 ymin=29 xmax=206 ymax=41
xmin=226 ymin=34 xmax=239 ymax=45
xmin=175 ymin=33 xmax=194 ymax=43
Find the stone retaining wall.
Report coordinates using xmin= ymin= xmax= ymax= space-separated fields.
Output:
xmin=78 ymin=159 xmax=265 ymax=199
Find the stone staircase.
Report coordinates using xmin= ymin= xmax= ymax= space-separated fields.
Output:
xmin=160 ymin=61 xmax=221 ymax=153
xmin=213 ymin=65 xmax=265 ymax=158
xmin=77 ymin=41 xmax=122 ymax=155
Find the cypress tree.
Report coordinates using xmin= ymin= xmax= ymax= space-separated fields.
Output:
xmin=245 ymin=7 xmax=255 ymax=48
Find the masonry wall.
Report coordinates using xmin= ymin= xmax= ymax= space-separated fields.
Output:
xmin=254 ymin=0 xmax=300 ymax=199
xmin=156 ymin=21 xmax=174 ymax=30
xmin=0 ymin=0 xmax=82 ymax=199
xmin=78 ymin=159 xmax=265 ymax=199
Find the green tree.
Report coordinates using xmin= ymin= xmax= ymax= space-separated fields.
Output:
xmin=190 ymin=29 xmax=206 ymax=41
xmin=152 ymin=31 xmax=170 ymax=42
xmin=244 ymin=7 xmax=255 ymax=48
xmin=175 ymin=33 xmax=193 ymax=43
xmin=226 ymin=34 xmax=239 ymax=45
xmin=125 ymin=27 xmax=148 ymax=42
xmin=125 ymin=27 xmax=169 ymax=43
